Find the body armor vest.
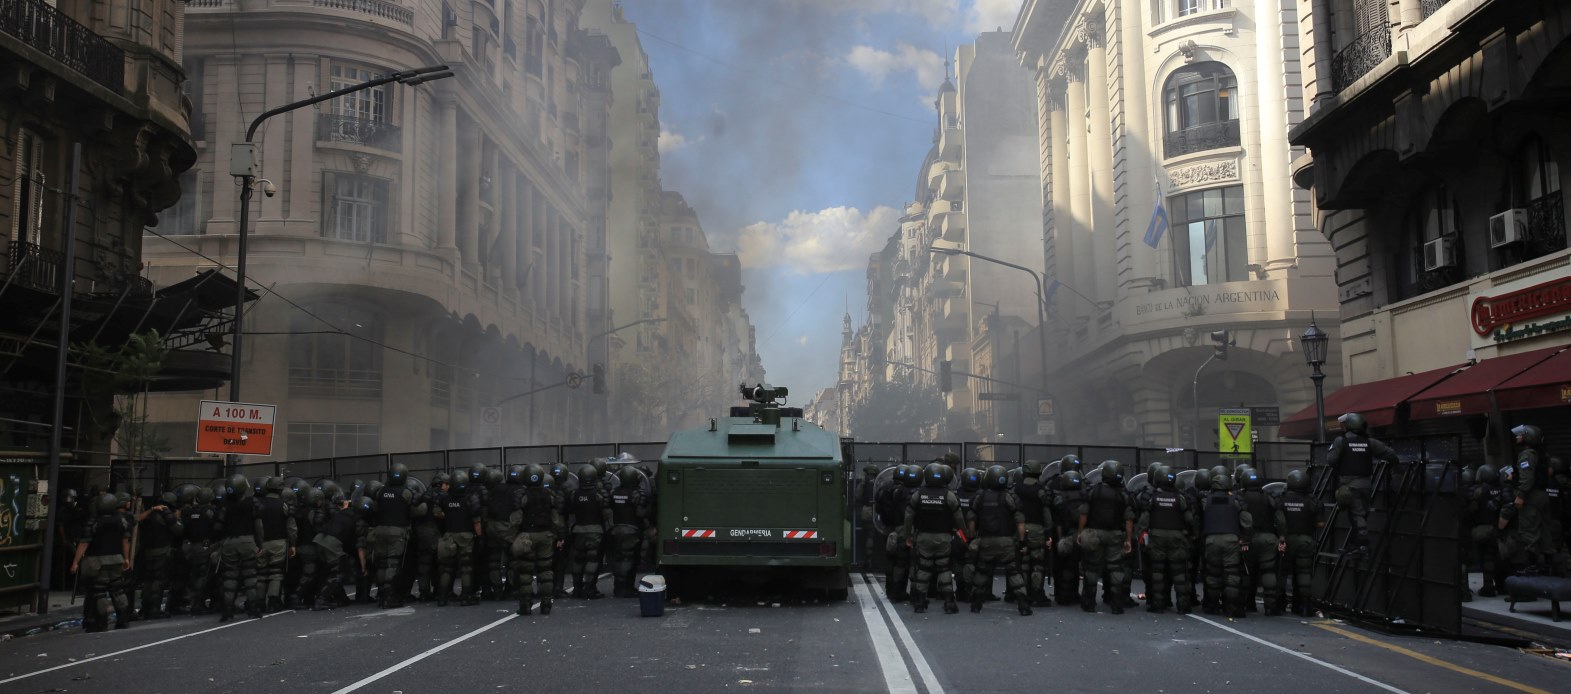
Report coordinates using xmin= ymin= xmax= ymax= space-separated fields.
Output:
xmin=572 ymin=489 xmax=605 ymax=528
xmin=1202 ymin=492 xmax=1241 ymax=536
xmin=1017 ymin=481 xmax=1045 ymax=525
xmin=321 ymin=507 xmax=358 ymax=547
xmin=223 ymin=498 xmax=256 ymax=538
xmin=1086 ymin=485 xmax=1125 ymax=531
xmin=258 ymin=496 xmax=289 ymax=541
xmin=1147 ymin=490 xmax=1186 ymax=531
xmin=441 ymin=492 xmax=475 ymax=533
xmin=375 ymin=488 xmax=411 ymax=527
xmin=1338 ymin=435 xmax=1374 ymax=477
xmin=87 ymin=514 xmax=126 ymax=555
xmin=521 ymin=488 xmax=555 ymax=531
xmin=1281 ymin=492 xmax=1316 ymax=535
xmin=913 ymin=487 xmax=952 ymax=533
xmin=184 ymin=505 xmax=213 ymax=542
xmin=610 ymin=491 xmax=642 ymax=526
xmin=1242 ymin=490 xmax=1274 ymax=535
xmin=974 ymin=490 xmax=1011 ymax=537
xmin=487 ymin=485 xmax=517 ymax=521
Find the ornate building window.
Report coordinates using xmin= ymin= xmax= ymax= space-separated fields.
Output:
xmin=1394 ymin=183 xmax=1462 ymax=301
xmin=9 ymin=128 xmax=47 ymax=246
xmin=288 ymin=302 xmax=384 ymax=398
xmin=1169 ymin=185 xmax=1247 ymax=286
xmin=1162 ymin=62 xmax=1239 ymax=158
xmin=324 ymin=173 xmax=389 ymax=243
xmin=1501 ymin=136 xmax=1566 ymax=264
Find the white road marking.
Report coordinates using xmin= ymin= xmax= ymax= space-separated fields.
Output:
xmin=866 ymin=575 xmax=946 ymax=694
xmin=0 ymin=610 xmax=292 ymax=685
xmin=1186 ymin=614 xmax=1411 ymax=694
xmin=331 ymin=609 xmax=526 ymax=693
xmin=852 ymin=576 xmax=917 ymax=694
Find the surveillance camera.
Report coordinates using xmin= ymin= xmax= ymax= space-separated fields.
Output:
xmin=260 ymin=180 xmax=278 ymax=197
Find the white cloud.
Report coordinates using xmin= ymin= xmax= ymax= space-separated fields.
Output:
xmin=797 ymin=335 xmax=810 ymax=347
xmin=804 ymin=0 xmax=959 ymax=27
xmin=847 ymin=44 xmax=946 ymax=92
xmin=736 ymin=205 xmax=901 ymax=275
xmin=658 ymin=128 xmax=696 ymax=154
xmin=965 ymin=0 xmax=1023 ymax=34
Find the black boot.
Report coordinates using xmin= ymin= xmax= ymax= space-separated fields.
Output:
xmin=942 ymin=592 xmax=959 ymax=614
xmin=516 ymin=601 xmax=532 ymax=616
xmin=1081 ymin=595 xmax=1097 ymax=613
xmin=911 ymin=591 xmax=928 ymax=613
xmin=970 ymin=598 xmax=984 ymax=613
xmin=539 ymin=599 xmax=552 ymax=615
xmin=1016 ymin=598 xmax=1033 ymax=616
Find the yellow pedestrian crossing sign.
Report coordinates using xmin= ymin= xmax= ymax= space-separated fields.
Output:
xmin=1218 ymin=408 xmax=1252 ymax=457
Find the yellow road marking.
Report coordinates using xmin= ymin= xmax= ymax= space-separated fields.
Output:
xmin=1313 ymin=622 xmax=1553 ymax=694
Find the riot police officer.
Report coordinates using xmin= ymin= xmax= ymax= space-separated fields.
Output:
xmin=1500 ymin=424 xmax=1553 ymax=573
xmin=512 ymin=464 xmax=563 ymax=616
xmin=568 ymin=463 xmax=613 ymax=599
xmin=969 ymin=466 xmax=1032 ymax=616
xmin=255 ymin=476 xmax=297 ymax=613
xmin=73 ymin=493 xmax=133 ymax=631
xmin=1279 ymin=469 xmax=1324 ymax=615
xmin=953 ymin=467 xmax=982 ymax=602
xmin=134 ymin=492 xmax=181 ymax=619
xmin=1201 ymin=473 xmax=1253 ymax=618
xmin=483 ymin=467 xmax=520 ymax=599
xmin=903 ymin=462 xmax=967 ymax=614
xmin=877 ymin=464 xmax=921 ymax=601
xmin=607 ymin=467 xmax=649 ymax=598
xmin=436 ymin=470 xmax=483 ymax=606
xmin=412 ymin=474 xmax=446 ymax=601
xmin=371 ymin=464 xmax=415 ymax=608
xmin=308 ymin=490 xmax=365 ymax=610
xmin=1238 ymin=469 xmax=1284 ymax=615
xmin=1078 ymin=461 xmax=1133 ymax=614
xmin=1052 ymin=470 xmax=1087 ymax=606
xmin=1138 ymin=467 xmax=1194 ymax=614
xmin=216 ymin=475 xmax=262 ymax=621
xmin=290 ymin=487 xmax=325 ymax=607
xmin=1016 ymin=460 xmax=1054 ymax=607
xmin=179 ymin=486 xmax=217 ymax=615
xmin=1327 ymin=412 xmax=1398 ymax=557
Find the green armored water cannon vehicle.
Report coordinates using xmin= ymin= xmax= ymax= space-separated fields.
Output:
xmin=657 ymin=383 xmax=851 ymax=599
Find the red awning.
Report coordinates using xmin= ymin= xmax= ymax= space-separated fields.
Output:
xmin=1278 ymin=363 xmax=1466 ymax=440
xmin=1493 ymin=346 xmax=1571 ymax=412
xmin=1407 ymin=345 xmax=1565 ymax=419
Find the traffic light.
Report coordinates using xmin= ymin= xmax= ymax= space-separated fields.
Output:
xmin=1210 ymin=330 xmax=1231 ymax=360
xmin=591 ymin=363 xmax=605 ymax=394
xmin=939 ymin=360 xmax=953 ymax=392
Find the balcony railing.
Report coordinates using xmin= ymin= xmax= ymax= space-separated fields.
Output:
xmin=0 ymin=0 xmax=124 ymax=94
xmin=289 ymin=367 xmax=384 ymax=399
xmin=3 ymin=240 xmax=64 ymax=293
xmin=1163 ymin=119 xmax=1241 ymax=158
xmin=1525 ymin=190 xmax=1567 ymax=259
xmin=317 ymin=113 xmax=402 ymax=152
xmin=1420 ymin=0 xmax=1449 ymax=19
xmin=311 ymin=0 xmax=413 ymax=27
xmin=1331 ymin=26 xmax=1392 ymax=92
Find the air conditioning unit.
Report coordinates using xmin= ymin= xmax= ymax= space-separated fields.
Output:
xmin=1489 ymin=209 xmax=1528 ymax=248
xmin=1423 ymin=236 xmax=1456 ymax=272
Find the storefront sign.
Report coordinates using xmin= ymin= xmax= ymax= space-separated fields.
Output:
xmin=1433 ymin=400 xmax=1463 ymax=416
xmin=1562 ymin=384 xmax=1571 ymax=404
xmin=1488 ymin=314 xmax=1571 ymax=344
xmin=1471 ymin=276 xmax=1571 ymax=336
xmin=1134 ymin=289 xmax=1281 ymax=317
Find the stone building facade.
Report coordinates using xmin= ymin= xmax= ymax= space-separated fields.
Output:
xmin=1012 ymin=0 xmax=1342 ymax=446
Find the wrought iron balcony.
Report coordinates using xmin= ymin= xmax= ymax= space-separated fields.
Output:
xmin=1163 ymin=119 xmax=1241 ymax=158
xmin=1420 ymin=0 xmax=1449 ymax=19
xmin=1525 ymin=190 xmax=1566 ymax=259
xmin=311 ymin=0 xmax=413 ymax=27
xmin=317 ymin=113 xmax=402 ymax=152
xmin=1331 ymin=26 xmax=1392 ymax=92
xmin=0 ymin=0 xmax=124 ymax=94
xmin=3 ymin=240 xmax=64 ymax=293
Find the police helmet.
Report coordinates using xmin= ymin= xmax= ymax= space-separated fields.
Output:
xmin=1209 ymin=465 xmax=1229 ymax=482
xmin=959 ymin=467 xmax=982 ymax=491
xmin=592 ymin=458 xmax=610 ymax=479
xmin=387 ymin=463 xmax=409 ymax=487
xmin=1511 ymin=424 xmax=1543 ymax=447
xmin=1285 ymin=469 xmax=1310 ymax=493
xmin=1459 ymin=466 xmax=1475 ymax=486
xmin=303 ymin=487 xmax=325 ymax=507
xmin=226 ymin=474 xmax=252 ymax=500
xmin=923 ymin=462 xmax=951 ymax=488
xmin=280 ymin=488 xmax=298 ymax=505
xmin=365 ymin=480 xmax=385 ymax=499
xmin=524 ymin=464 xmax=547 ymax=487
xmin=450 ymin=473 xmax=469 ymax=494
xmin=1193 ymin=471 xmax=1211 ymax=492
xmin=432 ymin=473 xmax=451 ymax=489
xmin=507 ymin=465 xmax=525 ymax=485
xmin=1159 ymin=468 xmax=1177 ymax=490
xmin=1060 ymin=454 xmax=1083 ymax=473
xmin=549 ymin=463 xmax=570 ymax=485
xmin=1241 ymin=469 xmax=1264 ymax=490
xmin=616 ymin=466 xmax=641 ymax=490
xmin=1212 ymin=473 xmax=1233 ymax=491
xmin=175 ymin=484 xmax=199 ymax=506
xmin=1060 ymin=470 xmax=1083 ymax=491
xmin=1100 ymin=461 xmax=1124 ymax=486
xmin=287 ymin=477 xmax=309 ymax=493
xmin=196 ymin=487 xmax=215 ymax=505
xmin=1147 ymin=462 xmax=1164 ymax=478
xmin=95 ymin=493 xmax=119 ymax=515
xmin=578 ymin=463 xmax=600 ymax=486
xmin=1476 ymin=464 xmax=1497 ymax=487
xmin=985 ymin=465 xmax=1009 ymax=491
xmin=356 ymin=495 xmax=376 ymax=515
xmin=469 ymin=463 xmax=489 ymax=484
xmin=157 ymin=491 xmax=176 ymax=507
xmin=1339 ymin=412 xmax=1368 ymax=435
xmin=1022 ymin=459 xmax=1044 ymax=479
xmin=900 ymin=464 xmax=921 ymax=487
xmin=264 ymin=476 xmax=286 ymax=495
xmin=319 ymin=480 xmax=343 ymax=501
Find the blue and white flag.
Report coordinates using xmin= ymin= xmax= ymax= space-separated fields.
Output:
xmin=1143 ymin=191 xmax=1168 ymax=249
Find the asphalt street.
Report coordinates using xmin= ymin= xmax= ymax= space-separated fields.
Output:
xmin=2 ymin=573 xmax=1567 ymax=694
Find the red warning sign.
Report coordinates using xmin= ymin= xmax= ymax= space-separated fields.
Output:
xmin=196 ymin=400 xmax=276 ymax=456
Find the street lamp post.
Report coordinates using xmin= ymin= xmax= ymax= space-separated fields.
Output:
xmin=928 ymin=244 xmax=1051 ymax=441
xmin=1301 ymin=313 xmax=1331 ymax=445
xmin=227 ymin=65 xmax=453 ymax=407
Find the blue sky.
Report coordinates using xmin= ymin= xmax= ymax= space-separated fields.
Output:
xmin=622 ymin=0 xmax=1024 ymax=405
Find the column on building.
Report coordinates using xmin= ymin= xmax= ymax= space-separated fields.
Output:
xmin=437 ymin=99 xmax=458 ymax=252
xmin=1045 ymin=75 xmax=1076 ymax=319
xmin=458 ymin=119 xmax=481 ymax=270
xmin=290 ymin=56 xmax=319 ymax=235
xmin=501 ymin=164 xmax=518 ymax=294
xmin=210 ymin=55 xmax=239 ymax=228
xmin=1257 ymin=0 xmax=1298 ymax=271
xmin=1064 ymin=56 xmax=1093 ymax=318
xmin=1117 ymin=1 xmax=1157 ymax=285
xmin=258 ymin=54 xmax=289 ymax=228
xmin=1086 ymin=21 xmax=1117 ymax=303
